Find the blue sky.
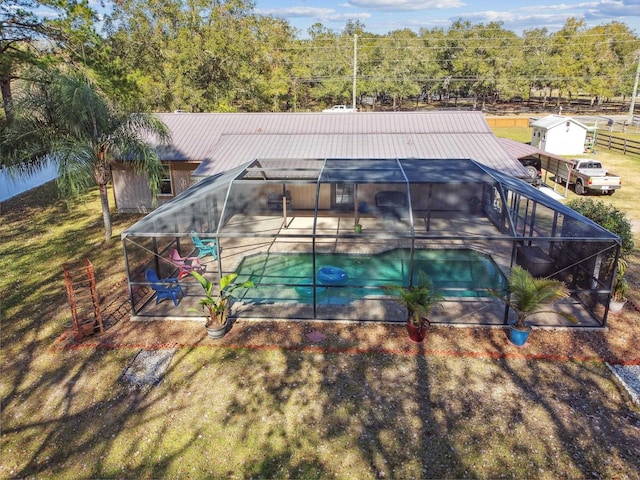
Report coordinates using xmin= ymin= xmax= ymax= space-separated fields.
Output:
xmin=255 ymin=0 xmax=640 ymax=36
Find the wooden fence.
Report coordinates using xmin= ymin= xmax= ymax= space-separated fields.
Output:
xmin=596 ymin=132 xmax=640 ymax=156
xmin=485 ymin=117 xmax=531 ymax=128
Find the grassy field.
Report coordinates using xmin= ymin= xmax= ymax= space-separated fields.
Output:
xmin=1 ymin=143 xmax=640 ymax=478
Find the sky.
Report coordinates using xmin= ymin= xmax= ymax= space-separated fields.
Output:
xmin=254 ymin=0 xmax=640 ymax=36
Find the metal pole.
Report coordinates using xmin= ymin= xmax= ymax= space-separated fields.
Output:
xmin=628 ymin=53 xmax=640 ymax=125
xmin=352 ymin=34 xmax=357 ymax=111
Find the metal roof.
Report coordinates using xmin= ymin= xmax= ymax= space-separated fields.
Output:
xmin=499 ymin=138 xmax=574 ymax=167
xmin=201 ymin=133 xmax=524 ymax=177
xmin=530 ymin=115 xmax=588 ymax=130
xmin=152 ymin=111 xmax=529 ymax=178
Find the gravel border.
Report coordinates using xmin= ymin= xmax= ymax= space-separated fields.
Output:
xmin=606 ymin=363 xmax=640 ymax=406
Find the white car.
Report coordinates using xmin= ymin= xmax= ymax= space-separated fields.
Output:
xmin=322 ymin=105 xmax=356 ymax=113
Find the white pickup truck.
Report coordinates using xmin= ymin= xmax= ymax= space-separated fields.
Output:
xmin=322 ymin=105 xmax=356 ymax=113
xmin=556 ymin=159 xmax=622 ymax=195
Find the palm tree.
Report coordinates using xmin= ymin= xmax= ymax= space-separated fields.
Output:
xmin=490 ymin=265 xmax=574 ymax=329
xmin=1 ymin=71 xmax=171 ymax=241
xmin=384 ymin=271 xmax=444 ymax=328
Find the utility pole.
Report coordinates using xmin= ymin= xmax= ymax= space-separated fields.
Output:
xmin=628 ymin=53 xmax=640 ymax=125
xmin=352 ymin=34 xmax=357 ymax=111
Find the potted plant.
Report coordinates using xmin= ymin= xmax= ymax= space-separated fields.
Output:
xmin=190 ymin=271 xmax=255 ymax=339
xmin=354 ymin=223 xmax=363 ymax=233
xmin=384 ymin=272 xmax=444 ymax=343
xmin=609 ymin=260 xmax=629 ymax=313
xmin=490 ymin=266 xmax=574 ymax=346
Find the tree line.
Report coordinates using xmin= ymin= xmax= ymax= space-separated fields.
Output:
xmin=2 ymin=0 xmax=639 ymax=241
xmin=2 ymin=0 xmax=640 ymax=119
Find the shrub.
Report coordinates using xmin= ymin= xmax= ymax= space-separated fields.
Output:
xmin=566 ymin=198 xmax=634 ymax=257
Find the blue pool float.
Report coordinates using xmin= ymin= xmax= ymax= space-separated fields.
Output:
xmin=317 ymin=266 xmax=348 ymax=284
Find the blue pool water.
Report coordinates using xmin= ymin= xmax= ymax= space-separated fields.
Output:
xmin=235 ymin=248 xmax=508 ymax=305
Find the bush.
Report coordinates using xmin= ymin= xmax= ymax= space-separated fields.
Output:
xmin=566 ymin=198 xmax=635 ymax=257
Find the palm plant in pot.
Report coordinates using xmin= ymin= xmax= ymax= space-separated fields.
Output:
xmin=608 ymin=257 xmax=628 ymax=314
xmin=490 ymin=266 xmax=574 ymax=346
xmin=385 ymin=272 xmax=444 ymax=343
xmin=190 ymin=271 xmax=255 ymax=339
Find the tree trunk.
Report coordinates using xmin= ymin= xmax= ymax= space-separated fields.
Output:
xmin=94 ymin=151 xmax=113 ymax=242
xmin=99 ymin=182 xmax=112 ymax=242
xmin=1 ymin=77 xmax=14 ymax=124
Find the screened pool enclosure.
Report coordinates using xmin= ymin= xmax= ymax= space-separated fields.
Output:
xmin=122 ymin=158 xmax=621 ymax=328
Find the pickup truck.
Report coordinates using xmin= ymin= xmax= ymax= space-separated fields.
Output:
xmin=556 ymin=159 xmax=622 ymax=195
xmin=322 ymin=105 xmax=355 ymax=113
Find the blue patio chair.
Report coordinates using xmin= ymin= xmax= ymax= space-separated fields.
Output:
xmin=145 ymin=269 xmax=183 ymax=306
xmin=191 ymin=231 xmax=218 ymax=259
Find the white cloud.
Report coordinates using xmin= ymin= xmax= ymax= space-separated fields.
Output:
xmin=589 ymin=0 xmax=640 ymax=15
xmin=518 ymin=2 xmax=599 ymax=12
xmin=346 ymin=0 xmax=465 ymax=12
xmin=260 ymin=6 xmax=336 ymax=18
xmin=516 ymin=0 xmax=640 ymax=16
xmin=455 ymin=0 xmax=640 ymax=32
xmin=461 ymin=11 xmax=562 ymax=23
xmin=259 ymin=6 xmax=370 ymax=21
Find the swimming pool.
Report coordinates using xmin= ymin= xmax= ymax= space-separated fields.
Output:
xmin=234 ymin=248 xmax=508 ymax=305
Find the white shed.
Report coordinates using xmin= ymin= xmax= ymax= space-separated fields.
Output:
xmin=530 ymin=115 xmax=588 ymax=155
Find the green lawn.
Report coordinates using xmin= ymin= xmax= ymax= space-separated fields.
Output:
xmin=491 ymin=126 xmax=533 ymax=143
xmin=1 ymin=171 xmax=639 ymax=479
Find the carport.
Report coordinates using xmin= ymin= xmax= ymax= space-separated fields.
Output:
xmin=500 ymin=138 xmax=576 ymax=197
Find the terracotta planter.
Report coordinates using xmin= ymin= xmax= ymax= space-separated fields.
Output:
xmin=406 ymin=320 xmax=429 ymax=343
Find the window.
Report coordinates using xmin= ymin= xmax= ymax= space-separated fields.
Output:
xmin=159 ymin=164 xmax=173 ymax=196
xmin=333 ymin=184 xmax=354 ymax=209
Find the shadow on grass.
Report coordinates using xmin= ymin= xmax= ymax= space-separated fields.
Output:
xmin=216 ymin=316 xmax=464 ymax=478
xmin=2 ymin=182 xmax=640 ymax=478
xmin=483 ymin=333 xmax=640 ymax=478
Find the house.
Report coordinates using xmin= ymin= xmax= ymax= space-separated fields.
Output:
xmin=111 ymin=111 xmax=530 ymax=212
xmin=530 ymin=115 xmax=588 ymax=155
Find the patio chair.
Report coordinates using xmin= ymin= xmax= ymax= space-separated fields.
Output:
xmin=169 ymin=248 xmax=205 ymax=279
xmin=375 ymin=191 xmax=407 ymax=220
xmin=145 ymin=269 xmax=183 ymax=306
xmin=191 ymin=231 xmax=218 ymax=259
